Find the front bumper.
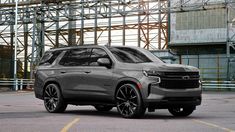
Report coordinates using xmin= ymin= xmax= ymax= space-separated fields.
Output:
xmin=141 ymin=80 xmax=202 ymax=108
xmin=147 ymin=96 xmax=201 ymax=109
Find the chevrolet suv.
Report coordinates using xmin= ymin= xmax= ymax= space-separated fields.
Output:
xmin=34 ymin=45 xmax=202 ymax=118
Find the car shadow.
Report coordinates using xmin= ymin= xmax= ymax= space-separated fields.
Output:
xmin=0 ymin=111 xmax=53 ymax=119
xmin=63 ymin=109 xmax=210 ymax=120
xmin=0 ymin=108 xmax=216 ymax=120
xmin=64 ymin=109 xmax=121 ymax=118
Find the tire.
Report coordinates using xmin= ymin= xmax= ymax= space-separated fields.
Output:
xmin=43 ymin=83 xmax=67 ymax=113
xmin=116 ymin=83 xmax=146 ymax=118
xmin=168 ymin=106 xmax=195 ymax=117
xmin=94 ymin=105 xmax=113 ymax=112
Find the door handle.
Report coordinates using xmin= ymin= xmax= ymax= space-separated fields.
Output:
xmin=60 ymin=71 xmax=66 ymax=74
xmin=84 ymin=71 xmax=91 ymax=74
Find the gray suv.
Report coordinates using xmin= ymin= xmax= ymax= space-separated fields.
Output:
xmin=34 ymin=45 xmax=201 ymax=118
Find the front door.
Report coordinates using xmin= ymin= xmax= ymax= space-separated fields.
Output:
xmin=81 ymin=48 xmax=115 ymax=102
xmin=57 ymin=48 xmax=92 ymax=99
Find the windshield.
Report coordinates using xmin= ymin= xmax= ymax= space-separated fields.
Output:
xmin=109 ymin=47 xmax=152 ymax=63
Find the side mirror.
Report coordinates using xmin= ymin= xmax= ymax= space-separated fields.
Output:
xmin=97 ymin=58 xmax=111 ymax=68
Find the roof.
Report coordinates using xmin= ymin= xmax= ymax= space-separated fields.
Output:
xmin=47 ymin=45 xmax=143 ymax=52
xmin=48 ymin=44 xmax=106 ymax=52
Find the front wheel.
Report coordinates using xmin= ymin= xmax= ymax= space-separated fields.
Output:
xmin=43 ymin=84 xmax=67 ymax=113
xmin=116 ymin=84 xmax=146 ymax=118
xmin=168 ymin=106 xmax=195 ymax=117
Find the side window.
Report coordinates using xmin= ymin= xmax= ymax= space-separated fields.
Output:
xmin=59 ymin=48 xmax=91 ymax=66
xmin=39 ymin=50 xmax=62 ymax=65
xmin=89 ymin=48 xmax=110 ymax=66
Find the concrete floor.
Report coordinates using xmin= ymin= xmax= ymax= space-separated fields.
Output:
xmin=0 ymin=91 xmax=235 ymax=132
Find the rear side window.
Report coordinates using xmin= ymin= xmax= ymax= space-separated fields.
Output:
xmin=59 ymin=48 xmax=91 ymax=66
xmin=39 ymin=50 xmax=62 ymax=65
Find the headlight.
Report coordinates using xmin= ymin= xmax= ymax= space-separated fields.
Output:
xmin=143 ymin=70 xmax=161 ymax=77
xmin=143 ymin=70 xmax=161 ymax=83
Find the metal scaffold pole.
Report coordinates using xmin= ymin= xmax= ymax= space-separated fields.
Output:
xmin=108 ymin=1 xmax=112 ymax=46
xmin=80 ymin=0 xmax=84 ymax=45
xmin=30 ymin=10 xmax=36 ymax=81
xmin=13 ymin=0 xmax=18 ymax=91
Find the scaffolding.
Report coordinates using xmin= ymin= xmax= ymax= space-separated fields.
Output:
xmin=0 ymin=0 xmax=168 ymax=80
xmin=0 ymin=0 xmax=234 ymax=82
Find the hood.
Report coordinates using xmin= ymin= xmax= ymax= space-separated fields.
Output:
xmin=142 ymin=63 xmax=199 ymax=72
xmin=116 ymin=62 xmax=199 ymax=72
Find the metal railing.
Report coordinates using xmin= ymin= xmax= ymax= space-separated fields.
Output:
xmin=0 ymin=79 xmax=34 ymax=91
xmin=1 ymin=79 xmax=234 ymax=91
xmin=202 ymin=81 xmax=235 ymax=90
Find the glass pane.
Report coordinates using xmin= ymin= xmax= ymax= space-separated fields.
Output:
xmin=60 ymin=48 xmax=91 ymax=66
xmin=39 ymin=50 xmax=62 ymax=65
xmin=109 ymin=47 xmax=152 ymax=63
xmin=89 ymin=48 xmax=109 ymax=66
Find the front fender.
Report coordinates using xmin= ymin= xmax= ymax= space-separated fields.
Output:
xmin=113 ymin=77 xmax=148 ymax=101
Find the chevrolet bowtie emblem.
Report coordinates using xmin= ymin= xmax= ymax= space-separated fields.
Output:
xmin=182 ymin=76 xmax=190 ymax=80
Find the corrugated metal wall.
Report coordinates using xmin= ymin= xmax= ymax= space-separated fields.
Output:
xmin=176 ymin=9 xmax=226 ymax=30
xmin=170 ymin=0 xmax=235 ymax=44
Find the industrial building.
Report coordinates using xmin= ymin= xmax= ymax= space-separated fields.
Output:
xmin=169 ymin=0 xmax=235 ymax=82
xmin=0 ymin=0 xmax=234 ymax=89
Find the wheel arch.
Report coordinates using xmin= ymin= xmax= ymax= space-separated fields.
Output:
xmin=42 ymin=78 xmax=62 ymax=97
xmin=114 ymin=78 xmax=143 ymax=98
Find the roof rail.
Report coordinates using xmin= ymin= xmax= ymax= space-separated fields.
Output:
xmin=50 ymin=44 xmax=102 ymax=50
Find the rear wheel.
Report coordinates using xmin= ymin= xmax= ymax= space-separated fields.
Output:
xmin=168 ymin=106 xmax=195 ymax=117
xmin=43 ymin=84 xmax=67 ymax=113
xmin=116 ymin=84 xmax=146 ymax=118
xmin=94 ymin=105 xmax=113 ymax=112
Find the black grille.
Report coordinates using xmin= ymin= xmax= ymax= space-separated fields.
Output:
xmin=159 ymin=79 xmax=199 ymax=89
xmin=162 ymin=72 xmax=199 ymax=79
xmin=164 ymin=72 xmax=198 ymax=76
xmin=159 ymin=72 xmax=200 ymax=89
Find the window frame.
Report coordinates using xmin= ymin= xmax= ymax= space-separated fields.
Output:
xmin=39 ymin=50 xmax=62 ymax=66
xmin=58 ymin=47 xmax=113 ymax=67
xmin=89 ymin=48 xmax=112 ymax=67
xmin=108 ymin=47 xmax=152 ymax=64
xmin=59 ymin=48 xmax=91 ymax=66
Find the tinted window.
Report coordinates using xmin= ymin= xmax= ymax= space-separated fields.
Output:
xmin=109 ymin=47 xmax=152 ymax=63
xmin=89 ymin=48 xmax=109 ymax=66
xmin=59 ymin=48 xmax=91 ymax=66
xmin=39 ymin=50 xmax=62 ymax=65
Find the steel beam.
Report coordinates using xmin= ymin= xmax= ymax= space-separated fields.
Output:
xmin=68 ymin=2 xmax=76 ymax=46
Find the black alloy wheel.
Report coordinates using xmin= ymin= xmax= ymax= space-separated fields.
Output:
xmin=168 ymin=106 xmax=195 ymax=117
xmin=44 ymin=84 xmax=67 ymax=113
xmin=116 ymin=84 xmax=146 ymax=118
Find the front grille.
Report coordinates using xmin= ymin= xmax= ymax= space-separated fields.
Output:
xmin=159 ymin=72 xmax=200 ymax=89
xmin=159 ymin=79 xmax=199 ymax=89
xmin=162 ymin=72 xmax=199 ymax=79
xmin=164 ymin=72 xmax=199 ymax=76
